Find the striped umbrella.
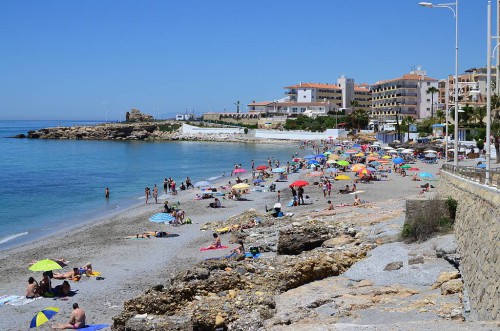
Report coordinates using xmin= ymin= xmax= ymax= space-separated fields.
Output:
xmin=30 ymin=307 xmax=59 ymax=328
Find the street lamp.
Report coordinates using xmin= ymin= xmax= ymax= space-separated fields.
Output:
xmin=419 ymin=1 xmax=459 ymax=166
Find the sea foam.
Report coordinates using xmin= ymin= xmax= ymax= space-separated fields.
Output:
xmin=0 ymin=232 xmax=28 ymax=245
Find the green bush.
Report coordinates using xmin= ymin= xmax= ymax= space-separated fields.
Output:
xmin=445 ymin=197 xmax=458 ymax=221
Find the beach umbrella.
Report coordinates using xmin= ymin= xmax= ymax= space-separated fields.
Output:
xmin=393 ymin=157 xmax=404 ymax=164
xmin=351 ymin=164 xmax=366 ymax=172
xmin=345 ymin=149 xmax=358 ymax=154
xmin=232 ymin=183 xmax=250 ymax=189
xmin=357 ymin=168 xmax=372 ymax=176
xmin=326 ymin=167 xmax=339 ymax=173
xmin=233 ymin=168 xmax=247 ymax=173
xmin=308 ymin=160 xmax=319 ymax=165
xmin=425 ymin=153 xmax=437 ymax=158
xmin=30 ymin=307 xmax=59 ymax=328
xmin=352 ymin=144 xmax=361 ymax=148
xmin=323 ymin=151 xmax=332 ymax=156
xmin=29 ymin=259 xmax=67 ymax=272
xmin=475 ymin=157 xmax=486 ymax=162
xmin=289 ymin=161 xmax=298 ymax=166
xmin=335 ymin=174 xmax=351 ymax=180
xmin=272 ymin=167 xmax=286 ymax=173
xmin=477 ymin=164 xmax=486 ymax=168
xmin=382 ymin=155 xmax=392 ymax=159
xmin=366 ymin=167 xmax=377 ymax=172
xmin=290 ymin=180 xmax=309 ymax=187
xmin=383 ymin=146 xmax=394 ymax=150
xmin=303 ymin=155 xmax=316 ymax=159
xmin=367 ymin=156 xmax=378 ymax=161
xmin=419 ymin=172 xmax=434 ymax=178
xmin=326 ymin=159 xmax=337 ymax=164
xmin=424 ymin=150 xmax=437 ymax=153
xmin=388 ymin=149 xmax=398 ymax=154
xmin=328 ymin=154 xmax=340 ymax=160
xmin=308 ymin=171 xmax=324 ymax=177
xmin=293 ymin=158 xmax=301 ymax=162
xmin=194 ymin=181 xmax=210 ymax=187
xmin=315 ymin=154 xmax=326 ymax=159
xmin=256 ymin=165 xmax=268 ymax=171
xmin=337 ymin=160 xmax=350 ymax=166
xmin=253 ymin=178 xmax=265 ymax=183
xmin=400 ymin=164 xmax=412 ymax=169
xmin=409 ymin=167 xmax=420 ymax=171
xmin=369 ymin=161 xmax=381 ymax=167
xmin=354 ymin=152 xmax=365 ymax=157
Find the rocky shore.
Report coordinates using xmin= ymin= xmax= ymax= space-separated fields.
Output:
xmin=13 ymin=122 xmax=290 ymax=144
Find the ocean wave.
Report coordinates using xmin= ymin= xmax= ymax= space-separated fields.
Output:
xmin=0 ymin=232 xmax=28 ymax=245
xmin=207 ymin=176 xmax=220 ymax=181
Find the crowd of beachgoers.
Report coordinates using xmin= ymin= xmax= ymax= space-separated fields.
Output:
xmin=0 ymin=138 xmax=458 ymax=330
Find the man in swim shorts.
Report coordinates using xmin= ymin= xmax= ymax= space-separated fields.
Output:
xmin=51 ymin=302 xmax=86 ymax=329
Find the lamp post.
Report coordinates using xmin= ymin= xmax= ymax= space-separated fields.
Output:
xmin=419 ymin=1 xmax=459 ymax=166
xmin=486 ymin=0 xmax=498 ymax=183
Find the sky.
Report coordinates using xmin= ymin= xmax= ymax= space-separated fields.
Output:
xmin=0 ymin=0 xmax=492 ymax=120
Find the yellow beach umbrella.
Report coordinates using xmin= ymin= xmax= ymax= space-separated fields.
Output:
xmin=335 ymin=174 xmax=351 ymax=180
xmin=328 ymin=154 xmax=340 ymax=160
xmin=351 ymin=164 xmax=366 ymax=172
xmin=382 ymin=155 xmax=392 ymax=159
xmin=354 ymin=152 xmax=365 ymax=157
xmin=326 ymin=159 xmax=337 ymax=164
xmin=232 ymin=183 xmax=250 ymax=190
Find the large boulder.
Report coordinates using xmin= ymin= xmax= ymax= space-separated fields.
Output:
xmin=277 ymin=222 xmax=331 ymax=255
xmin=127 ymin=109 xmax=154 ymax=122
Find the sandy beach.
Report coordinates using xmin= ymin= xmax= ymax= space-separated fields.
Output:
xmin=0 ymin=147 xmax=475 ymax=330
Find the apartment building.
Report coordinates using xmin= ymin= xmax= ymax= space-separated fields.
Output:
xmin=370 ymin=68 xmax=438 ymax=122
xmin=246 ymin=101 xmax=332 ymax=117
xmin=437 ymin=67 xmax=498 ymax=110
xmin=284 ymin=76 xmax=371 ymax=112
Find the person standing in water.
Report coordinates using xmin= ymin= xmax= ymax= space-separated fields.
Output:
xmin=105 ymin=188 xmax=110 ymax=199
xmin=145 ymin=187 xmax=150 ymax=204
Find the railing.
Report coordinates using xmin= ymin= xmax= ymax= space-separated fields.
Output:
xmin=442 ymin=164 xmax=500 ymax=189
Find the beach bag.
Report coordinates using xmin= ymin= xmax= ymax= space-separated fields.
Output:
xmin=185 ymin=218 xmax=192 ymax=224
xmin=249 ymin=246 xmax=260 ymax=256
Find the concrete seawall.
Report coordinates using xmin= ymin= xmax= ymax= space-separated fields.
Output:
xmin=437 ymin=171 xmax=500 ymax=321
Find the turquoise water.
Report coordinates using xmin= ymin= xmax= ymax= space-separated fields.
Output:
xmin=0 ymin=120 xmax=300 ymax=250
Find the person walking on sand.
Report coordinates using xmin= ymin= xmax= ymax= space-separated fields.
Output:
xmin=105 ymin=188 xmax=110 ymax=199
xmin=298 ymin=186 xmax=305 ymax=205
xmin=153 ymin=184 xmax=158 ymax=204
xmin=51 ymin=303 xmax=86 ymax=329
xmin=277 ymin=190 xmax=281 ymax=203
xmin=145 ymin=187 xmax=149 ymax=204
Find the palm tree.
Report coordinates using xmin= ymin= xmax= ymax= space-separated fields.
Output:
xmin=471 ymin=107 xmax=487 ymax=127
xmin=402 ymin=116 xmax=416 ymax=141
xmin=436 ymin=109 xmax=446 ymax=124
xmin=426 ymin=86 xmax=439 ymax=118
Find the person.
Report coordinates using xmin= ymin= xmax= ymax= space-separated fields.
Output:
xmin=79 ymin=263 xmax=93 ymax=277
xmin=208 ymin=233 xmax=222 ymax=249
xmin=208 ymin=198 xmax=221 ymax=208
xmin=144 ymin=187 xmax=149 ymax=204
xmin=325 ymin=200 xmax=334 ymax=211
xmin=105 ymin=188 xmax=109 ymax=199
xmin=179 ymin=182 xmax=186 ymax=191
xmin=277 ymin=190 xmax=281 ymax=203
xmin=412 ymin=173 xmax=421 ymax=181
xmin=163 ymin=178 xmax=169 ymax=193
xmin=186 ymin=177 xmax=193 ymax=189
xmin=353 ymin=194 xmax=362 ymax=206
xmin=227 ymin=240 xmax=245 ymax=258
xmin=39 ymin=272 xmax=52 ymax=295
xmin=297 ymin=186 xmax=305 ymax=205
xmin=54 ymin=280 xmax=71 ymax=297
xmin=153 ymin=184 xmax=158 ymax=204
xmin=352 ymin=183 xmax=357 ymax=192
xmin=51 ymin=302 xmax=86 ymax=329
xmin=26 ymin=277 xmax=40 ymax=298
xmin=163 ymin=201 xmax=172 ymax=213
xmin=53 ymin=268 xmax=80 ymax=280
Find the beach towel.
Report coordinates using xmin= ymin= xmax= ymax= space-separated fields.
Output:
xmin=349 ymin=190 xmax=365 ymax=194
xmin=216 ymin=227 xmax=231 ymax=234
xmin=88 ymin=271 xmax=101 ymax=277
xmin=149 ymin=213 xmax=175 ymax=223
xmin=200 ymin=245 xmax=229 ymax=251
xmin=244 ymin=252 xmax=261 ymax=258
xmin=286 ymin=199 xmax=294 ymax=207
xmin=6 ymin=296 xmax=41 ymax=306
xmin=80 ymin=324 xmax=110 ymax=331
xmin=0 ymin=295 xmax=21 ymax=305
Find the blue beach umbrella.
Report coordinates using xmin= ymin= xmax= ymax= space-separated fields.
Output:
xmin=253 ymin=178 xmax=265 ymax=183
xmin=272 ymin=167 xmax=286 ymax=173
xmin=30 ymin=307 xmax=59 ymax=328
xmin=477 ymin=164 xmax=486 ymax=168
xmin=418 ymin=172 xmax=434 ymax=178
xmin=315 ymin=154 xmax=326 ymax=159
xmin=369 ymin=161 xmax=381 ymax=167
xmin=367 ymin=167 xmax=377 ymax=172
xmin=308 ymin=160 xmax=319 ymax=165
xmin=326 ymin=168 xmax=339 ymax=173
xmin=393 ymin=157 xmax=404 ymax=164
xmin=303 ymin=155 xmax=316 ymax=159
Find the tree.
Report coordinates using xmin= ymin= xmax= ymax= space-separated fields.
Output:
xmin=436 ymin=109 xmax=446 ymax=124
xmin=402 ymin=116 xmax=415 ymax=141
xmin=426 ymin=86 xmax=439 ymax=118
xmin=346 ymin=109 xmax=369 ymax=132
xmin=471 ymin=106 xmax=487 ymax=127
xmin=350 ymin=100 xmax=360 ymax=111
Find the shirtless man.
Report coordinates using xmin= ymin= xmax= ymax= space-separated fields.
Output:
xmin=26 ymin=277 xmax=40 ymax=298
xmin=353 ymin=194 xmax=362 ymax=206
xmin=52 ymin=303 xmax=86 ymax=329
xmin=325 ymin=200 xmax=334 ymax=211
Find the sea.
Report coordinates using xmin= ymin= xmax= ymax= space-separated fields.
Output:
xmin=0 ymin=120 xmax=301 ymax=250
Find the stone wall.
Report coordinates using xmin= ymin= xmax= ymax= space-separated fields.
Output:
xmin=437 ymin=171 xmax=500 ymax=321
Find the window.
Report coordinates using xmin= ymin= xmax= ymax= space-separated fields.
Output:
xmin=427 ymin=99 xmax=430 ymax=102
xmin=303 ymin=95 xmax=306 ymax=98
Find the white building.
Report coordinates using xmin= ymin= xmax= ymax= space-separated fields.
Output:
xmin=176 ymin=114 xmax=194 ymax=121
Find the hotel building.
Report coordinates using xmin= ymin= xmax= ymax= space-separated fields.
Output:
xmin=370 ymin=68 xmax=438 ymax=122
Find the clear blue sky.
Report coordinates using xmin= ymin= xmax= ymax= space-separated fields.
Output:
xmin=0 ymin=0 xmax=490 ymax=120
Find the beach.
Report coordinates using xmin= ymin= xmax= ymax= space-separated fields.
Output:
xmin=0 ymin=148 xmax=484 ymax=330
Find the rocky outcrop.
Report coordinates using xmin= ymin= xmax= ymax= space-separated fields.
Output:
xmin=126 ymin=109 xmax=153 ymax=123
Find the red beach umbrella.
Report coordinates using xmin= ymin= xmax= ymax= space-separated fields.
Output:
xmin=233 ymin=168 xmax=247 ymax=173
xmin=256 ymin=165 xmax=268 ymax=171
xmin=289 ymin=180 xmax=309 ymax=187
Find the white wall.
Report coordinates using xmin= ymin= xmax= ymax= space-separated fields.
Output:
xmin=182 ymin=124 xmax=245 ymax=134
xmin=254 ymin=129 xmax=345 ymax=140
xmin=297 ymin=89 xmax=313 ymax=102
